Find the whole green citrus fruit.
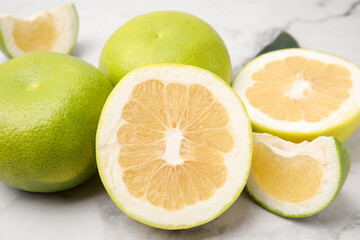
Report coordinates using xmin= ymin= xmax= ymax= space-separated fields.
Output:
xmin=0 ymin=52 xmax=112 ymax=192
xmin=99 ymin=11 xmax=232 ymax=85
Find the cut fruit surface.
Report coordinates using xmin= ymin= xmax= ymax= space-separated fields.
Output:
xmin=247 ymin=133 xmax=351 ymax=217
xmin=0 ymin=4 xmax=78 ymax=58
xmin=232 ymin=49 xmax=360 ymax=142
xmin=96 ymin=64 xmax=252 ymax=229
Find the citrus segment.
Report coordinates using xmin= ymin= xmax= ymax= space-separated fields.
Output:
xmin=0 ymin=4 xmax=78 ymax=58
xmin=179 ymin=84 xmax=215 ymax=129
xmin=246 ymin=56 xmax=352 ymax=122
xmin=13 ymin=13 xmax=58 ymax=52
xmin=246 ymin=133 xmax=351 ymax=217
xmin=117 ymin=124 xmax=165 ymax=145
xmin=96 ymin=64 xmax=252 ymax=229
xmin=184 ymin=102 xmax=229 ymax=131
xmin=118 ymin=143 xmax=165 ymax=168
xmin=164 ymin=83 xmax=187 ymax=128
xmin=122 ymin=100 xmax=167 ymax=130
xmin=183 ymin=129 xmax=234 ymax=152
xmin=131 ymin=79 xmax=169 ymax=126
xmin=180 ymin=139 xmax=224 ymax=165
xmin=232 ymin=49 xmax=360 ymax=142
xmin=116 ymin=79 xmax=233 ymax=211
xmin=253 ymin=143 xmax=323 ymax=203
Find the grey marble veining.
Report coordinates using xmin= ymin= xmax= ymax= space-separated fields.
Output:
xmin=0 ymin=0 xmax=359 ymax=239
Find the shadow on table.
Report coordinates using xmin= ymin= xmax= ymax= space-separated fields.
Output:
xmin=287 ymin=191 xmax=359 ymax=234
xmin=344 ymin=127 xmax=360 ymax=159
xmin=115 ymin=189 xmax=358 ymax=239
xmin=108 ymin=192 xmax=259 ymax=240
xmin=59 ymin=172 xmax=106 ymax=201
xmin=165 ymin=193 xmax=255 ymax=239
xmin=70 ymin=39 xmax=95 ymax=59
xmin=4 ymin=172 xmax=106 ymax=205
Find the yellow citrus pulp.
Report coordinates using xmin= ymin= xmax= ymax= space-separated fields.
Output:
xmin=246 ymin=133 xmax=351 ymax=217
xmin=232 ymin=49 xmax=360 ymax=142
xmin=252 ymin=141 xmax=323 ymax=203
xmin=13 ymin=13 xmax=58 ymax=53
xmin=0 ymin=4 xmax=78 ymax=58
xmin=246 ymin=56 xmax=352 ymax=122
xmin=119 ymin=80 xmax=233 ymax=210
xmin=96 ymin=64 xmax=252 ymax=229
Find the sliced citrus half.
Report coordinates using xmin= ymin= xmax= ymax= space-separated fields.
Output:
xmin=96 ymin=64 xmax=252 ymax=229
xmin=0 ymin=4 xmax=78 ymax=58
xmin=232 ymin=48 xmax=360 ymax=142
xmin=247 ymin=132 xmax=351 ymax=217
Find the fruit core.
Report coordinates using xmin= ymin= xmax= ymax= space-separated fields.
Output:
xmin=246 ymin=56 xmax=352 ymax=122
xmin=162 ymin=129 xmax=184 ymax=166
xmin=116 ymin=79 xmax=234 ymax=210
xmin=13 ymin=13 xmax=58 ymax=52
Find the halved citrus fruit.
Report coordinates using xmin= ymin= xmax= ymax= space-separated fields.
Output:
xmin=232 ymin=48 xmax=360 ymax=142
xmin=247 ymin=133 xmax=351 ymax=217
xmin=0 ymin=4 xmax=78 ymax=58
xmin=96 ymin=64 xmax=252 ymax=229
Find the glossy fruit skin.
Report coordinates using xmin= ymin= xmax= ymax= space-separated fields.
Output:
xmin=0 ymin=52 xmax=112 ymax=192
xmin=99 ymin=11 xmax=232 ymax=85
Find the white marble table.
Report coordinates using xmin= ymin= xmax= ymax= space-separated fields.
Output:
xmin=0 ymin=0 xmax=359 ymax=239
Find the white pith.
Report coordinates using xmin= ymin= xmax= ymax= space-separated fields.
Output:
xmin=247 ymin=133 xmax=340 ymax=216
xmin=0 ymin=4 xmax=77 ymax=57
xmin=286 ymin=79 xmax=310 ymax=99
xmin=232 ymin=49 xmax=360 ymax=133
xmin=162 ymin=129 xmax=184 ymax=166
xmin=96 ymin=65 xmax=252 ymax=228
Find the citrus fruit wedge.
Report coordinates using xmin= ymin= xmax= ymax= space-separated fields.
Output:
xmin=232 ymin=49 xmax=360 ymax=142
xmin=96 ymin=64 xmax=252 ymax=229
xmin=0 ymin=3 xmax=78 ymax=58
xmin=247 ymin=132 xmax=351 ymax=218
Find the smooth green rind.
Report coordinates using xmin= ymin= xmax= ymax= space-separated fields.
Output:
xmin=232 ymin=48 xmax=360 ymax=143
xmin=246 ymin=136 xmax=351 ymax=218
xmin=96 ymin=63 xmax=252 ymax=229
xmin=0 ymin=17 xmax=13 ymax=58
xmin=250 ymin=108 xmax=360 ymax=143
xmin=334 ymin=137 xmax=351 ymax=190
xmin=99 ymin=11 xmax=232 ymax=86
xmin=0 ymin=52 xmax=113 ymax=192
xmin=257 ymin=31 xmax=299 ymax=56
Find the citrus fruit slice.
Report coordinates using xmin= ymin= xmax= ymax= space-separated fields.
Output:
xmin=99 ymin=11 xmax=232 ymax=85
xmin=0 ymin=3 xmax=78 ymax=58
xmin=0 ymin=52 xmax=112 ymax=192
xmin=96 ymin=64 xmax=252 ymax=229
xmin=247 ymin=133 xmax=351 ymax=218
xmin=232 ymin=49 xmax=360 ymax=142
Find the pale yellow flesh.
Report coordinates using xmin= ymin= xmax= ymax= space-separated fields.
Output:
xmin=13 ymin=13 xmax=58 ymax=52
xmin=246 ymin=56 xmax=352 ymax=122
xmin=117 ymin=80 xmax=234 ymax=210
xmin=252 ymin=142 xmax=323 ymax=203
